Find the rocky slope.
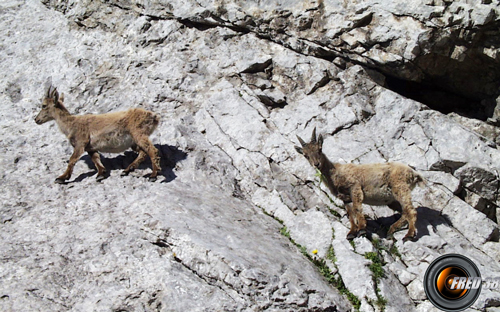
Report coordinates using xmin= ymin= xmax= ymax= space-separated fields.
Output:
xmin=1 ymin=0 xmax=500 ymax=311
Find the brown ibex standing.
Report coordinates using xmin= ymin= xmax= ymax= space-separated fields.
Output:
xmin=35 ymin=86 xmax=161 ymax=183
xmin=295 ymin=128 xmax=424 ymax=242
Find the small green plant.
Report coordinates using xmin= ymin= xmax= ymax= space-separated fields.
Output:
xmin=329 ymin=208 xmax=341 ymax=218
xmin=375 ymin=289 xmax=388 ymax=310
xmin=280 ymin=226 xmax=291 ymax=239
xmin=372 ymin=237 xmax=401 ymax=259
xmin=365 ymin=252 xmax=387 ymax=311
xmin=349 ymin=239 xmax=356 ymax=250
xmin=299 ymin=244 xmax=308 ymax=256
xmin=365 ymin=252 xmax=385 ymax=281
xmin=311 ymin=256 xmax=361 ymax=311
xmin=275 ymin=211 xmax=361 ymax=310
xmin=279 ymin=231 xmax=361 ymax=310
xmin=315 ymin=168 xmax=327 ymax=185
xmin=326 ymin=245 xmax=337 ymax=263
xmin=260 ymin=206 xmax=272 ymax=217
xmin=389 ymin=243 xmax=401 ymax=258
xmin=333 ymin=275 xmax=361 ymax=311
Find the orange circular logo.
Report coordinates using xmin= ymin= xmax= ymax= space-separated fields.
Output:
xmin=436 ymin=267 xmax=468 ymax=299
xmin=424 ymin=254 xmax=482 ymax=311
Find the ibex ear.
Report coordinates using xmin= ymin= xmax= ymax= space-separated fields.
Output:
xmin=295 ymin=146 xmax=303 ymax=155
xmin=59 ymin=93 xmax=64 ymax=103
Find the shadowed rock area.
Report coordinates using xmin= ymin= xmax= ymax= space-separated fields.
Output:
xmin=1 ymin=1 xmax=500 ymax=311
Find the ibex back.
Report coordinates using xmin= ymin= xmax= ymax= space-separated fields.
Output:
xmin=35 ymin=86 xmax=161 ymax=183
xmin=295 ymin=128 xmax=424 ymax=242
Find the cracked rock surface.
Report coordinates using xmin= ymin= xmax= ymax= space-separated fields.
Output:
xmin=1 ymin=1 xmax=500 ymax=311
xmin=46 ymin=0 xmax=500 ymax=110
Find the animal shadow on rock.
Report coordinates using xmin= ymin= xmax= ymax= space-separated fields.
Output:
xmin=365 ymin=206 xmax=451 ymax=242
xmin=77 ymin=144 xmax=187 ymax=183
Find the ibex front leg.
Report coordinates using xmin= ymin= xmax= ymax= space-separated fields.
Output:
xmin=345 ymin=203 xmax=358 ymax=240
xmin=122 ymin=145 xmax=147 ymax=176
xmin=347 ymin=185 xmax=366 ymax=240
xmin=55 ymin=144 xmax=85 ymax=184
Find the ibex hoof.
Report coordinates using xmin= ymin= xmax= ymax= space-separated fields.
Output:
xmin=148 ymin=176 xmax=157 ymax=182
xmin=96 ymin=175 xmax=106 ymax=182
xmin=402 ymin=235 xmax=415 ymax=243
xmin=357 ymin=229 xmax=367 ymax=237
xmin=55 ymin=178 xmax=66 ymax=184
xmin=346 ymin=233 xmax=356 ymax=241
xmin=121 ymin=171 xmax=129 ymax=177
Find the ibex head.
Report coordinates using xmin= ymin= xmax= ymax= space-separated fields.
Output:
xmin=35 ymin=86 xmax=64 ymax=125
xmin=295 ymin=127 xmax=325 ymax=169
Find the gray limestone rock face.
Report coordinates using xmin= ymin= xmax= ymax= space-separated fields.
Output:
xmin=1 ymin=0 xmax=500 ymax=311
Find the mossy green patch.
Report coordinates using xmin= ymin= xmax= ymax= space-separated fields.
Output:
xmin=278 ymin=227 xmax=361 ymax=311
xmin=311 ymin=256 xmax=361 ymax=311
xmin=389 ymin=243 xmax=401 ymax=258
xmin=364 ymin=252 xmax=385 ymax=281
xmin=280 ymin=226 xmax=291 ymax=238
xmin=364 ymin=251 xmax=387 ymax=311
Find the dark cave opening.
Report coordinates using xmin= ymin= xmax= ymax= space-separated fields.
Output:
xmin=383 ymin=74 xmax=494 ymax=121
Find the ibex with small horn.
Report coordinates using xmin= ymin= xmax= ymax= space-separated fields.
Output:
xmin=35 ymin=86 xmax=161 ymax=183
xmin=295 ymin=128 xmax=424 ymax=242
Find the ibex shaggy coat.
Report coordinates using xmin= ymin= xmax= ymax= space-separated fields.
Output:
xmin=296 ymin=128 xmax=424 ymax=242
xmin=35 ymin=87 xmax=161 ymax=183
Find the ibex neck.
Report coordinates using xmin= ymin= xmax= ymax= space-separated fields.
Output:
xmin=318 ymin=153 xmax=338 ymax=196
xmin=53 ymin=105 xmax=74 ymax=137
xmin=318 ymin=153 xmax=335 ymax=175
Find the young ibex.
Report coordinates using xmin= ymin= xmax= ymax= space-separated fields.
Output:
xmin=35 ymin=86 xmax=161 ymax=183
xmin=295 ymin=128 xmax=424 ymax=242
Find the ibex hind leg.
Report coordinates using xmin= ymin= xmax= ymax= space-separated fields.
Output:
xmin=386 ymin=201 xmax=402 ymax=239
xmin=388 ymin=188 xmax=417 ymax=242
xmin=134 ymin=136 xmax=161 ymax=181
xmin=89 ymin=151 xmax=107 ymax=182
